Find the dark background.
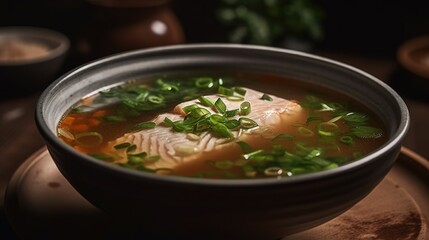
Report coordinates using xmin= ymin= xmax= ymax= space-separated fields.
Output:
xmin=1 ymin=0 xmax=428 ymax=69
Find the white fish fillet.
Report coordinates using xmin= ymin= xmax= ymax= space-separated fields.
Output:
xmin=104 ymin=87 xmax=303 ymax=170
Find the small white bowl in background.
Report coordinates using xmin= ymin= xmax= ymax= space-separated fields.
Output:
xmin=0 ymin=26 xmax=70 ymax=96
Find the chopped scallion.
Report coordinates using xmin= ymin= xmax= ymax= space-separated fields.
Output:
xmin=114 ymin=142 xmax=131 ymax=149
xmin=182 ymin=104 xmax=199 ymax=113
xmin=127 ymin=144 xmax=137 ymax=153
xmin=272 ymin=134 xmax=294 ymax=141
xmin=343 ymin=112 xmax=369 ymax=123
xmin=212 ymin=123 xmax=234 ymax=138
xmin=317 ymin=122 xmax=339 ymax=136
xmin=239 ymin=117 xmax=258 ymax=129
xmin=240 ymin=101 xmax=251 ymax=115
xmin=189 ymin=107 xmax=210 ymax=118
xmin=195 ymin=77 xmax=214 ymax=89
xmin=298 ymin=127 xmax=314 ymax=137
xmin=163 ymin=117 xmax=174 ymax=126
xmin=225 ymin=119 xmax=240 ymax=129
xmin=260 ymin=93 xmax=273 ymax=101
xmin=340 ymin=136 xmax=354 ymax=145
xmin=75 ymin=131 xmax=103 ymax=147
xmin=198 ymin=96 xmax=214 ymax=107
xmin=224 ymin=109 xmax=239 ymax=118
xmin=226 ymin=95 xmax=244 ymax=102
xmin=234 ymin=87 xmax=247 ymax=96
xmin=236 ymin=141 xmax=252 ymax=153
xmin=264 ymin=167 xmax=283 ymax=177
xmin=99 ymin=115 xmax=126 ymax=122
xmin=214 ymin=98 xmax=227 ymax=114
xmin=148 ymin=95 xmax=164 ymax=104
xmin=351 ymin=126 xmax=383 ymax=139
xmin=218 ymin=86 xmax=234 ymax=96
xmin=131 ymin=121 xmax=156 ymax=132
xmin=214 ymin=160 xmax=234 ymax=169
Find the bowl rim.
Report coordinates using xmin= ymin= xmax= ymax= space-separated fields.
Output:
xmin=397 ymin=34 xmax=429 ymax=79
xmin=0 ymin=26 xmax=70 ymax=66
xmin=36 ymin=43 xmax=410 ymax=187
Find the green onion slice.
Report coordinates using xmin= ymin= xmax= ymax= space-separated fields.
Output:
xmin=195 ymin=77 xmax=214 ymax=89
xmin=194 ymin=121 xmax=211 ymax=132
xmin=298 ymin=127 xmax=314 ymax=137
xmin=225 ymin=119 xmax=240 ymax=129
xmin=218 ymin=86 xmax=234 ymax=96
xmin=226 ymin=95 xmax=244 ymax=102
xmin=264 ymin=167 xmax=283 ymax=177
xmin=343 ymin=112 xmax=369 ymax=123
xmin=260 ymin=93 xmax=273 ymax=101
xmin=239 ymin=117 xmax=258 ymax=129
xmin=236 ymin=141 xmax=252 ymax=153
xmin=99 ymin=115 xmax=126 ymax=122
xmin=234 ymin=87 xmax=247 ymax=96
xmin=318 ymin=103 xmax=335 ymax=112
xmin=198 ymin=96 xmax=214 ymax=107
xmin=163 ymin=117 xmax=174 ymax=126
xmin=182 ymin=104 xmax=199 ymax=113
xmin=209 ymin=114 xmax=227 ymax=124
xmin=58 ymin=128 xmax=74 ymax=140
xmin=317 ymin=122 xmax=339 ymax=136
xmin=212 ymin=123 xmax=234 ymax=138
xmin=224 ymin=109 xmax=239 ymax=118
xmin=114 ymin=142 xmax=131 ymax=149
xmin=240 ymin=101 xmax=251 ymax=115
xmin=340 ymin=136 xmax=355 ymax=145
xmin=148 ymin=95 xmax=164 ymax=104
xmin=243 ymin=165 xmax=257 ymax=178
xmin=214 ymin=160 xmax=234 ymax=169
xmin=127 ymin=144 xmax=137 ymax=153
xmin=214 ymin=98 xmax=227 ymax=114
xmin=75 ymin=131 xmax=103 ymax=147
xmin=351 ymin=126 xmax=383 ymax=139
xmin=272 ymin=134 xmax=294 ymax=141
xmin=132 ymin=121 xmax=156 ymax=132
xmin=189 ymin=107 xmax=210 ymax=118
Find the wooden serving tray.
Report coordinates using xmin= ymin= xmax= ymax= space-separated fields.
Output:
xmin=5 ymin=147 xmax=429 ymax=239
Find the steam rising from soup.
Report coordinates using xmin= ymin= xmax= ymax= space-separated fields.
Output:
xmin=57 ymin=73 xmax=387 ymax=179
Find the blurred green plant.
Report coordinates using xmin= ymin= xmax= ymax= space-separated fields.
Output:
xmin=216 ymin=0 xmax=325 ymax=47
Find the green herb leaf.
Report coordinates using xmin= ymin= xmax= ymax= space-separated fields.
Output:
xmin=131 ymin=121 xmax=156 ymax=132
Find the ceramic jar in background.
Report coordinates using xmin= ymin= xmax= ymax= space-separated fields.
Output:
xmin=76 ymin=0 xmax=184 ymax=61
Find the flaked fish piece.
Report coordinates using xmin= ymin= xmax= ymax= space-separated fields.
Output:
xmin=104 ymin=87 xmax=304 ymax=171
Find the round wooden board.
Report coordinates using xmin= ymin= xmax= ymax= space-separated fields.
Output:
xmin=5 ymin=147 xmax=429 ymax=239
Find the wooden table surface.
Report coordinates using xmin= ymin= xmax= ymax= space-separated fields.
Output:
xmin=1 ymin=50 xmax=428 ymax=216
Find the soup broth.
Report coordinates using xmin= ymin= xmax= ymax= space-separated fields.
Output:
xmin=57 ymin=72 xmax=387 ymax=179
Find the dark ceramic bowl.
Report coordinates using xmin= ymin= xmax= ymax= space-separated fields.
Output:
xmin=35 ymin=44 xmax=409 ymax=240
xmin=0 ymin=26 xmax=69 ymax=95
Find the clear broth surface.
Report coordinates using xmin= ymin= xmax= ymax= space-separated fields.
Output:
xmin=57 ymin=72 xmax=388 ymax=179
